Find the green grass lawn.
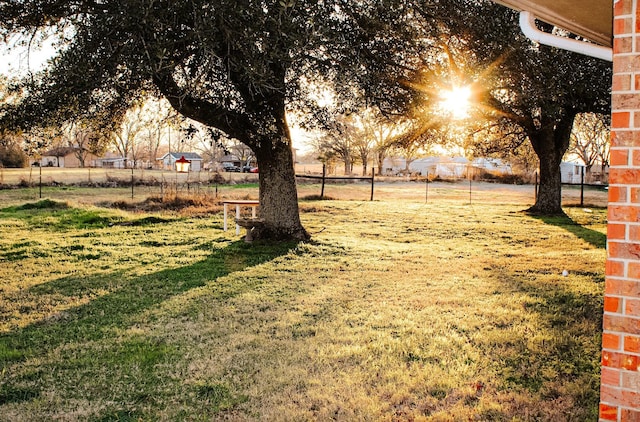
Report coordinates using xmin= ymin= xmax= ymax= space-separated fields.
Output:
xmin=0 ymin=189 xmax=606 ymax=421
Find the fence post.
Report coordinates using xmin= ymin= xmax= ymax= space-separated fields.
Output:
xmin=370 ymin=168 xmax=375 ymax=201
xmin=580 ymin=166 xmax=585 ymax=207
xmin=131 ymin=167 xmax=134 ymax=199
xmin=321 ymin=164 xmax=326 ymax=199
xmin=425 ymin=172 xmax=429 ymax=203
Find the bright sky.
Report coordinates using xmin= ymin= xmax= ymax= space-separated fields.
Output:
xmin=0 ymin=40 xmax=316 ymax=153
xmin=1 ymin=38 xmax=57 ymax=76
xmin=288 ymin=124 xmax=314 ymax=154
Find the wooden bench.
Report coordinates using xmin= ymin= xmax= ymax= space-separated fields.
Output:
xmin=222 ymin=200 xmax=260 ymax=234
xmin=235 ymin=217 xmax=265 ymax=242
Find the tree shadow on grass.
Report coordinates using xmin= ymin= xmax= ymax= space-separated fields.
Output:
xmin=529 ymin=212 xmax=606 ymax=249
xmin=0 ymin=240 xmax=295 ymax=406
xmin=461 ymin=208 xmax=607 ymax=420
xmin=482 ymin=256 xmax=604 ymax=420
xmin=0 ymin=199 xmax=178 ymax=231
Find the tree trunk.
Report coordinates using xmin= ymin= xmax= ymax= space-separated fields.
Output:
xmin=527 ymin=114 xmax=575 ymax=215
xmin=153 ymin=67 xmax=308 ymax=242
xmin=76 ymin=151 xmax=86 ymax=168
xmin=531 ymin=143 xmax=563 ymax=214
xmin=253 ymin=139 xmax=309 ymax=241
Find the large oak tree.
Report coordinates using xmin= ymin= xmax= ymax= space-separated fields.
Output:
xmin=410 ymin=0 xmax=611 ymax=214
xmin=0 ymin=0 xmax=422 ymax=240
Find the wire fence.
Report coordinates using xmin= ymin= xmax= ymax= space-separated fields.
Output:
xmin=0 ymin=166 xmax=608 ymax=208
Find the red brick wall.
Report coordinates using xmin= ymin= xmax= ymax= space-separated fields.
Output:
xmin=601 ymin=0 xmax=640 ymax=420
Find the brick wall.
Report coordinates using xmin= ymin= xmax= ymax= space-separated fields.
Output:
xmin=601 ymin=0 xmax=640 ymax=420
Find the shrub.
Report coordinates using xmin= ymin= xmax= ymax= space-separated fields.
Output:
xmin=0 ymin=146 xmax=28 ymax=168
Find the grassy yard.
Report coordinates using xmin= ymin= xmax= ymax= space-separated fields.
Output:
xmin=0 ymin=185 xmax=606 ymax=421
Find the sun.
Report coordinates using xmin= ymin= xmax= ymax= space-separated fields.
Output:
xmin=439 ymin=85 xmax=472 ymax=120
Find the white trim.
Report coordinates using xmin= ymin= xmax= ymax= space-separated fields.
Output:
xmin=519 ymin=11 xmax=613 ymax=62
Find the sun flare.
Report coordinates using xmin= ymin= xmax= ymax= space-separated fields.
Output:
xmin=439 ymin=85 xmax=472 ymax=119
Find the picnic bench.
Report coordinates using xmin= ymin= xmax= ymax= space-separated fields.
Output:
xmin=222 ymin=199 xmax=260 ymax=235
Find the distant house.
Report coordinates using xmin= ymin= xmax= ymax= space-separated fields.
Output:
xmin=560 ymin=162 xmax=585 ymax=184
xmin=409 ymin=156 xmax=470 ymax=178
xmin=94 ymin=152 xmax=128 ymax=169
xmin=381 ymin=156 xmax=515 ymax=179
xmin=158 ymin=152 xmax=203 ymax=172
xmin=382 ymin=156 xmax=470 ymax=178
xmin=471 ymin=157 xmax=513 ymax=175
xmin=381 ymin=157 xmax=409 ymax=175
xmin=40 ymin=147 xmax=99 ymax=168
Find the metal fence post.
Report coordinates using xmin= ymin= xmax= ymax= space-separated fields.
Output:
xmin=580 ymin=166 xmax=585 ymax=207
xmin=425 ymin=172 xmax=429 ymax=203
xmin=370 ymin=168 xmax=375 ymax=201
xmin=321 ymin=164 xmax=326 ymax=199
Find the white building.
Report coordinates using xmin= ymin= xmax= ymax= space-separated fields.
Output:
xmin=158 ymin=152 xmax=203 ymax=172
xmin=560 ymin=162 xmax=585 ymax=184
xmin=409 ymin=156 xmax=470 ymax=178
xmin=381 ymin=157 xmax=408 ymax=175
xmin=471 ymin=157 xmax=513 ymax=175
xmin=382 ymin=156 xmax=472 ymax=178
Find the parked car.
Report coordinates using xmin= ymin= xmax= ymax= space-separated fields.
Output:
xmin=222 ymin=163 xmax=241 ymax=172
xmin=249 ymin=167 xmax=259 ymax=173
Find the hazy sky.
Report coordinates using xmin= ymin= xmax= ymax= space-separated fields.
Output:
xmin=0 ymin=39 xmax=315 ymax=153
xmin=1 ymin=36 xmax=57 ymax=77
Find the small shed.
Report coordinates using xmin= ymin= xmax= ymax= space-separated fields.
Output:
xmin=560 ymin=162 xmax=585 ymax=184
xmin=94 ymin=155 xmax=127 ymax=168
xmin=158 ymin=152 xmax=203 ymax=172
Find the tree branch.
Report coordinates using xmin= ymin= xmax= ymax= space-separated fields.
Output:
xmin=152 ymin=70 xmax=250 ymax=144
